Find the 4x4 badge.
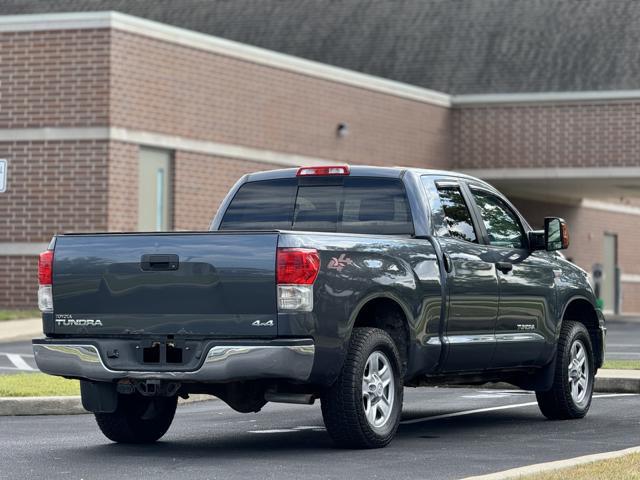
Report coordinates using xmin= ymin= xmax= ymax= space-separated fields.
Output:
xmin=252 ymin=319 xmax=274 ymax=327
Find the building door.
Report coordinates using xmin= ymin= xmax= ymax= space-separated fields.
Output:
xmin=138 ymin=148 xmax=172 ymax=231
xmin=602 ymin=233 xmax=618 ymax=314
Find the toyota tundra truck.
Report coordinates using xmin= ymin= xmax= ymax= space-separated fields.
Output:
xmin=33 ymin=165 xmax=606 ymax=448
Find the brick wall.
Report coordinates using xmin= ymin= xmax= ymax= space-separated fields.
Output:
xmin=174 ymin=152 xmax=277 ymax=230
xmin=0 ymin=139 xmax=109 ymax=308
xmin=0 ymin=29 xmax=110 ymax=129
xmin=109 ymin=30 xmax=451 ymax=169
xmin=0 ymin=140 xmax=109 ymax=242
xmin=453 ymin=102 xmax=640 ymax=169
xmin=511 ymin=197 xmax=640 ymax=314
xmin=0 ymin=28 xmax=112 ymax=309
xmin=622 ymin=283 xmax=640 ymax=316
xmin=0 ymin=256 xmax=37 ymax=309
xmin=107 ymin=141 xmax=138 ymax=231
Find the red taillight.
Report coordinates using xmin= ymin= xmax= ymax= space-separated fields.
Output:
xmin=38 ymin=250 xmax=53 ymax=285
xmin=277 ymin=248 xmax=320 ymax=285
xmin=296 ymin=165 xmax=350 ymax=177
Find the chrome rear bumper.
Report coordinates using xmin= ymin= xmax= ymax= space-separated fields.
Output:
xmin=33 ymin=341 xmax=315 ymax=383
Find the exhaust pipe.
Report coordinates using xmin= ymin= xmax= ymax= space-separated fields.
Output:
xmin=264 ymin=391 xmax=315 ymax=405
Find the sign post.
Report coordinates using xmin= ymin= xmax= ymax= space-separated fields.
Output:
xmin=0 ymin=159 xmax=6 ymax=193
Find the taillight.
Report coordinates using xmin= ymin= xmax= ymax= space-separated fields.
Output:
xmin=38 ymin=250 xmax=53 ymax=285
xmin=276 ymin=248 xmax=319 ymax=312
xmin=38 ymin=250 xmax=54 ymax=312
xmin=296 ymin=165 xmax=350 ymax=177
xmin=277 ymin=248 xmax=320 ymax=285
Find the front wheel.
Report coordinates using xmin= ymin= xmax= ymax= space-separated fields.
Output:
xmin=536 ymin=321 xmax=595 ymax=420
xmin=94 ymin=394 xmax=177 ymax=443
xmin=321 ymin=327 xmax=403 ymax=449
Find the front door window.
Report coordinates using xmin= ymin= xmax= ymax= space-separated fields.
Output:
xmin=470 ymin=189 xmax=525 ymax=248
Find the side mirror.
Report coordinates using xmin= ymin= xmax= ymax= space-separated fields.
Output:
xmin=545 ymin=217 xmax=569 ymax=251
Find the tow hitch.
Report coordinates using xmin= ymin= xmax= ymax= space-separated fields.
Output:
xmin=117 ymin=379 xmax=181 ymax=397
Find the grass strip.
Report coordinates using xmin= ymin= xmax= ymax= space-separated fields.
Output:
xmin=0 ymin=373 xmax=80 ymax=397
xmin=519 ymin=453 xmax=640 ymax=480
xmin=0 ymin=310 xmax=40 ymax=321
xmin=602 ymin=360 xmax=640 ymax=370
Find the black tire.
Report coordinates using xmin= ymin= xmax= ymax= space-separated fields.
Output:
xmin=321 ymin=327 xmax=403 ymax=449
xmin=536 ymin=321 xmax=595 ymax=420
xmin=94 ymin=394 xmax=177 ymax=443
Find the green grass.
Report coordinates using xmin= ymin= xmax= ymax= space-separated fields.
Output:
xmin=520 ymin=453 xmax=640 ymax=480
xmin=602 ymin=360 xmax=640 ymax=370
xmin=0 ymin=309 xmax=40 ymax=321
xmin=0 ymin=373 xmax=80 ymax=397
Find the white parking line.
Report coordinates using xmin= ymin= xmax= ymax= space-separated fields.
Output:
xmin=5 ymin=354 xmax=34 ymax=371
xmin=249 ymin=426 xmax=326 ymax=434
xmin=400 ymin=393 xmax=638 ymax=425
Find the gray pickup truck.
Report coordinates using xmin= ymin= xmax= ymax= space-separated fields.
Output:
xmin=33 ymin=165 xmax=605 ymax=448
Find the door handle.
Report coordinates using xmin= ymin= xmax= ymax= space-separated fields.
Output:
xmin=443 ymin=253 xmax=453 ymax=274
xmin=495 ymin=262 xmax=513 ymax=273
xmin=141 ymin=254 xmax=179 ymax=271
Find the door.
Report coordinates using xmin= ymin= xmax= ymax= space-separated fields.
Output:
xmin=427 ymin=179 xmax=500 ymax=372
xmin=138 ymin=147 xmax=172 ymax=231
xmin=602 ymin=233 xmax=618 ymax=314
xmin=467 ymin=186 xmax=556 ymax=368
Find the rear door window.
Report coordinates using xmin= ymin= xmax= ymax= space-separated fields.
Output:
xmin=220 ymin=177 xmax=413 ymax=235
xmin=436 ymin=186 xmax=478 ymax=243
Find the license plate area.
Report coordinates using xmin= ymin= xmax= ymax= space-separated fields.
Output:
xmin=99 ymin=337 xmax=205 ymax=372
xmin=140 ymin=339 xmax=185 ymax=365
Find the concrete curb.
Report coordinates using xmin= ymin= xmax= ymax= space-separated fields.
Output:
xmin=595 ymin=372 xmax=640 ymax=394
xmin=461 ymin=445 xmax=640 ymax=480
xmin=0 ymin=396 xmax=87 ymax=416
xmin=0 ymin=394 xmax=215 ymax=416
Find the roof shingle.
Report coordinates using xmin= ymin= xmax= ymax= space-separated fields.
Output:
xmin=1 ymin=0 xmax=638 ymax=94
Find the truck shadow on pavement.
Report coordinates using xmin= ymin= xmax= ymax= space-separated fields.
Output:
xmin=81 ymin=410 xmax=551 ymax=458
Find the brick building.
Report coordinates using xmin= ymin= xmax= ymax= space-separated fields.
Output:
xmin=1 ymin=3 xmax=639 ymax=313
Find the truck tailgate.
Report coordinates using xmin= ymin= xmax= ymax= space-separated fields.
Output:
xmin=51 ymin=232 xmax=278 ymax=336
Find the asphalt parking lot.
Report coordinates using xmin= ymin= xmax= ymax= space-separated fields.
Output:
xmin=0 ymin=317 xmax=638 ymax=478
xmin=1 ymin=387 xmax=638 ymax=479
xmin=605 ymin=317 xmax=640 ymax=360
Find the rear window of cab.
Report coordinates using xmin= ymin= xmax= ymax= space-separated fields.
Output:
xmin=220 ymin=177 xmax=414 ymax=235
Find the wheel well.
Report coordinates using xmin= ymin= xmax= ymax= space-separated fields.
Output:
xmin=562 ymin=299 xmax=603 ymax=367
xmin=353 ymin=298 xmax=410 ymax=373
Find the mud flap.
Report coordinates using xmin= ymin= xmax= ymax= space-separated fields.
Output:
xmin=512 ymin=355 xmax=557 ymax=392
xmin=81 ymin=380 xmax=118 ymax=413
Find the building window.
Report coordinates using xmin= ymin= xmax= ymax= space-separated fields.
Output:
xmin=138 ymin=147 xmax=172 ymax=231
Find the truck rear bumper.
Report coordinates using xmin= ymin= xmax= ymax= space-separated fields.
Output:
xmin=32 ymin=340 xmax=315 ymax=383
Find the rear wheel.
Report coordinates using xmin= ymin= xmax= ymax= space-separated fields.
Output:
xmin=95 ymin=394 xmax=177 ymax=443
xmin=536 ymin=321 xmax=594 ymax=420
xmin=321 ymin=327 xmax=403 ymax=449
